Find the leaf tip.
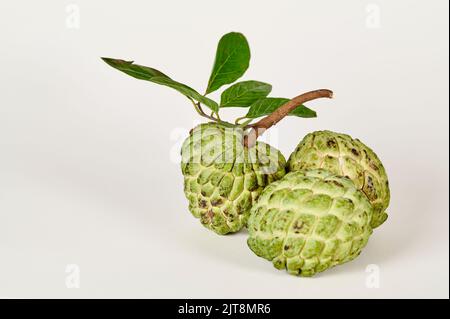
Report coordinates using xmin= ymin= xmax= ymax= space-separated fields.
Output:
xmin=100 ymin=57 xmax=112 ymax=64
xmin=101 ymin=57 xmax=134 ymax=67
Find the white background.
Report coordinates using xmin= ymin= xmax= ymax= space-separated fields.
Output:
xmin=0 ymin=0 xmax=448 ymax=298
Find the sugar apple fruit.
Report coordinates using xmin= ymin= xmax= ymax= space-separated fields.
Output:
xmin=287 ymin=130 xmax=390 ymax=228
xmin=247 ymin=169 xmax=373 ymax=277
xmin=181 ymin=123 xmax=286 ymax=235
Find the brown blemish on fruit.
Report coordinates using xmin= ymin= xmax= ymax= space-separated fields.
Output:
xmin=367 ymin=176 xmax=374 ymax=189
xmin=327 ymin=139 xmax=337 ymax=148
xmin=199 ymin=199 xmax=207 ymax=208
xmin=211 ymin=198 xmax=223 ymax=206
xmin=362 ymin=175 xmax=377 ymax=201
xmin=369 ymin=162 xmax=379 ymax=171
xmin=351 ymin=148 xmax=360 ymax=156
xmin=293 ymin=220 xmax=304 ymax=233
xmin=331 ymin=180 xmax=344 ymax=188
xmin=206 ymin=210 xmax=214 ymax=221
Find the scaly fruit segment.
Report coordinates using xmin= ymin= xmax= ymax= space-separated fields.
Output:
xmin=287 ymin=130 xmax=390 ymax=228
xmin=181 ymin=123 xmax=286 ymax=235
xmin=247 ymin=169 xmax=373 ymax=277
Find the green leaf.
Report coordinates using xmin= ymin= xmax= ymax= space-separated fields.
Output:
xmin=220 ymin=81 xmax=271 ymax=107
xmin=102 ymin=57 xmax=219 ymax=112
xmin=290 ymin=105 xmax=317 ymax=118
xmin=246 ymin=98 xmax=317 ymax=118
xmin=246 ymin=98 xmax=289 ymax=118
xmin=206 ymin=32 xmax=250 ymax=94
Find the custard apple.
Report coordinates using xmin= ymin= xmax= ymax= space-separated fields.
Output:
xmin=181 ymin=123 xmax=286 ymax=235
xmin=287 ymin=130 xmax=390 ymax=228
xmin=247 ymin=169 xmax=373 ymax=277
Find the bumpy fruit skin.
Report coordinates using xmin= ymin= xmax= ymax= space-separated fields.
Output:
xmin=287 ymin=130 xmax=390 ymax=228
xmin=181 ymin=123 xmax=286 ymax=235
xmin=247 ymin=169 xmax=373 ymax=277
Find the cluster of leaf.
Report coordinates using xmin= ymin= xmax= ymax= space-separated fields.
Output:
xmin=102 ymin=32 xmax=317 ymax=125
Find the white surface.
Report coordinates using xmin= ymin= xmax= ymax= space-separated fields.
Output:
xmin=0 ymin=0 xmax=448 ymax=298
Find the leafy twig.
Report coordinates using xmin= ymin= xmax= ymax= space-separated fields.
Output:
xmin=190 ymin=99 xmax=234 ymax=127
xmin=244 ymin=89 xmax=333 ymax=147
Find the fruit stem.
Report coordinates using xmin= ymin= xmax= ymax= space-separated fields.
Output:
xmin=191 ymin=99 xmax=235 ymax=127
xmin=244 ymin=89 xmax=333 ymax=147
xmin=234 ymin=116 xmax=249 ymax=125
xmin=237 ymin=118 xmax=253 ymax=128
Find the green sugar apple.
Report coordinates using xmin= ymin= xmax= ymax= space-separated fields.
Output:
xmin=181 ymin=123 xmax=286 ymax=235
xmin=247 ymin=169 xmax=373 ymax=277
xmin=287 ymin=130 xmax=390 ymax=228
